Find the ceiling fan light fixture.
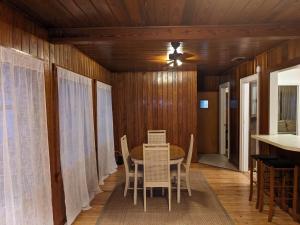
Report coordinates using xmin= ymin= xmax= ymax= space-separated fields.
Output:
xmin=176 ymin=59 xmax=182 ymax=66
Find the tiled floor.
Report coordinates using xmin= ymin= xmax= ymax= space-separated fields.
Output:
xmin=199 ymin=154 xmax=238 ymax=171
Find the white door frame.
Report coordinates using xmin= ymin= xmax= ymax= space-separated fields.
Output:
xmin=219 ymin=82 xmax=230 ymax=158
xmin=239 ymin=73 xmax=260 ymax=172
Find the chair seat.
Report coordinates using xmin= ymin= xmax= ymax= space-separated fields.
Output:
xmin=263 ymin=159 xmax=295 ymax=168
xmin=251 ymin=154 xmax=278 ymax=161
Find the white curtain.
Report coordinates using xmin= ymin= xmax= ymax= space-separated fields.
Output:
xmin=97 ymin=81 xmax=117 ymax=184
xmin=278 ymin=86 xmax=297 ymax=120
xmin=0 ymin=47 xmax=53 ymax=225
xmin=57 ymin=67 xmax=100 ymax=225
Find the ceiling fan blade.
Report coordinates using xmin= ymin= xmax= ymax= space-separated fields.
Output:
xmin=180 ymin=58 xmax=201 ymax=64
xmin=179 ymin=52 xmax=194 ymax=60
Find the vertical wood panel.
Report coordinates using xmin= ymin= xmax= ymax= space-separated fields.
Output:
xmin=112 ymin=71 xmax=198 ymax=161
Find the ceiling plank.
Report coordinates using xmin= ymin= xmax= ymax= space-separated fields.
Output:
xmin=49 ymin=24 xmax=300 ymax=44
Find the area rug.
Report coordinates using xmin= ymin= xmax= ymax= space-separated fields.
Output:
xmin=96 ymin=171 xmax=235 ymax=225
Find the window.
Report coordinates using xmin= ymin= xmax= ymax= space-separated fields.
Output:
xmin=200 ymin=100 xmax=209 ymax=109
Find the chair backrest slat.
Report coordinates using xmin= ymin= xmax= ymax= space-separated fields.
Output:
xmin=186 ymin=134 xmax=194 ymax=169
xmin=147 ymin=130 xmax=166 ymax=144
xmin=143 ymin=143 xmax=170 ymax=184
xmin=121 ymin=135 xmax=130 ymax=173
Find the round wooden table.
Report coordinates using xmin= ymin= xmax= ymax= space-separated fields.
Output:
xmin=130 ymin=144 xmax=185 ymax=161
xmin=130 ymin=144 xmax=185 ymax=205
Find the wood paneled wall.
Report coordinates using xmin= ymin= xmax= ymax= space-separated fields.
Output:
xmin=197 ymin=92 xmax=219 ymax=154
xmin=198 ymin=75 xmax=220 ymax=92
xmin=221 ymin=39 xmax=300 ymax=166
xmin=0 ymin=3 xmax=112 ymax=225
xmin=112 ymin=71 xmax=198 ymax=161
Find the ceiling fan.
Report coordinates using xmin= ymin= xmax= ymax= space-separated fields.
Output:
xmin=167 ymin=42 xmax=198 ymax=67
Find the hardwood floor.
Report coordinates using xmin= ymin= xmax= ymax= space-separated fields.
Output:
xmin=73 ymin=164 xmax=299 ymax=225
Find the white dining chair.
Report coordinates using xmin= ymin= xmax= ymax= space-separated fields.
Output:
xmin=147 ymin=130 xmax=166 ymax=144
xmin=147 ymin=130 xmax=167 ymax=196
xmin=121 ymin=135 xmax=143 ymax=197
xmin=171 ymin=134 xmax=194 ymax=196
xmin=143 ymin=143 xmax=171 ymax=211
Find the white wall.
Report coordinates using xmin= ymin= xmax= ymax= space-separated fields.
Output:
xmin=278 ymin=68 xmax=300 ymax=85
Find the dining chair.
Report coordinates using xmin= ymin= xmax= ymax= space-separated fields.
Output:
xmin=143 ymin=143 xmax=171 ymax=211
xmin=121 ymin=135 xmax=143 ymax=197
xmin=171 ymin=134 xmax=194 ymax=196
xmin=147 ymin=130 xmax=167 ymax=196
xmin=147 ymin=130 xmax=166 ymax=144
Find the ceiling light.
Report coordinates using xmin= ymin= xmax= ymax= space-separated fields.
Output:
xmin=176 ymin=60 xmax=182 ymax=66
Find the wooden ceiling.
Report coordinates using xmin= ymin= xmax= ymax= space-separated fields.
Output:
xmin=6 ymin=0 xmax=300 ymax=74
xmin=76 ymin=38 xmax=285 ymax=73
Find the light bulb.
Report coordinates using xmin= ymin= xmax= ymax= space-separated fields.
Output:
xmin=176 ymin=60 xmax=182 ymax=66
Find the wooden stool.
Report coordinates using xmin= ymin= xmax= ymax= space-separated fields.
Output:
xmin=249 ymin=154 xmax=278 ymax=209
xmin=259 ymin=159 xmax=298 ymax=222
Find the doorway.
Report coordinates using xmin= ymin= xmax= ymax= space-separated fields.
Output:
xmin=219 ymin=82 xmax=230 ymax=159
xmin=240 ymin=73 xmax=260 ymax=172
xmin=269 ymin=65 xmax=300 ymax=135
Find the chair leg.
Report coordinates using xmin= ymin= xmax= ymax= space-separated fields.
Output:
xmin=281 ymin=173 xmax=287 ymax=211
xmin=162 ymin=187 xmax=165 ymax=196
xmin=256 ymin=161 xmax=260 ymax=209
xmin=186 ymin=173 xmax=192 ymax=196
xmin=124 ymin=176 xmax=129 ymax=197
xmin=150 ymin=188 xmax=153 ymax=198
xmin=144 ymin=186 xmax=147 ymax=212
xmin=168 ymin=186 xmax=171 ymax=211
xmin=134 ymin=164 xmax=138 ymax=205
xmin=249 ymin=158 xmax=254 ymax=201
xmin=259 ymin=163 xmax=265 ymax=212
xmin=293 ymin=166 xmax=299 ymax=221
xmin=268 ymin=167 xmax=275 ymax=222
xmin=177 ymin=163 xmax=181 ymax=203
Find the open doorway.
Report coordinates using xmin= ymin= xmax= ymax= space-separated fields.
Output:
xmin=198 ymin=83 xmax=237 ymax=171
xmin=219 ymin=82 xmax=230 ymax=159
xmin=269 ymin=65 xmax=300 ymax=135
xmin=240 ymin=73 xmax=260 ymax=172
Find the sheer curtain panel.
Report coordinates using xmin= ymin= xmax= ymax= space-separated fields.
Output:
xmin=57 ymin=67 xmax=100 ymax=225
xmin=0 ymin=46 xmax=53 ymax=225
xmin=97 ymin=81 xmax=117 ymax=184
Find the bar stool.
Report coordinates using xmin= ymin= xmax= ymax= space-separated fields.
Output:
xmin=259 ymin=159 xmax=298 ymax=222
xmin=249 ymin=154 xmax=278 ymax=209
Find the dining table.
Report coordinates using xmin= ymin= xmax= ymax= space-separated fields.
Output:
xmin=130 ymin=144 xmax=185 ymax=205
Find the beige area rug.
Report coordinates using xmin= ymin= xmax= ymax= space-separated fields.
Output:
xmin=96 ymin=171 xmax=235 ymax=225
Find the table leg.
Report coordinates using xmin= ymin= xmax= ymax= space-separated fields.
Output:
xmin=134 ymin=162 xmax=138 ymax=205
xmin=177 ymin=162 xmax=181 ymax=203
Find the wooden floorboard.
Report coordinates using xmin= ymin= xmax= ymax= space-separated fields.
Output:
xmin=73 ymin=164 xmax=299 ymax=225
